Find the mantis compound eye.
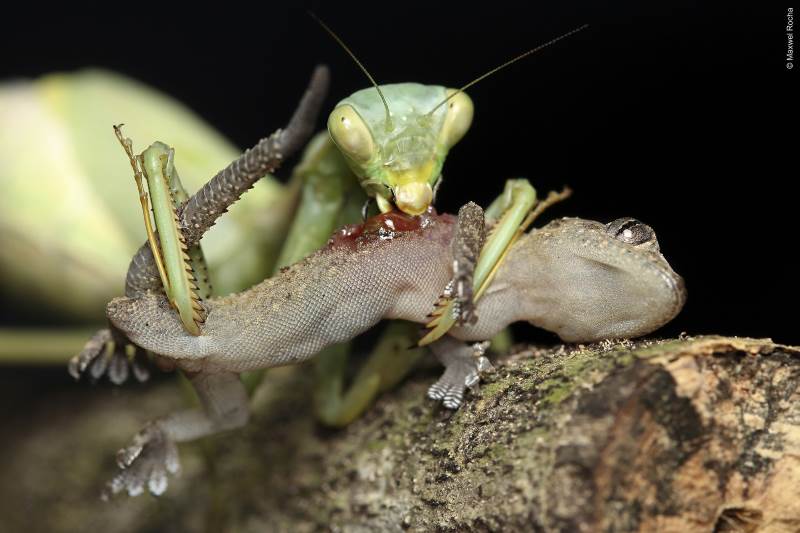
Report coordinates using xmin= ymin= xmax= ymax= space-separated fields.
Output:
xmin=328 ymin=104 xmax=375 ymax=163
xmin=438 ymin=89 xmax=474 ymax=149
xmin=606 ymin=218 xmax=660 ymax=250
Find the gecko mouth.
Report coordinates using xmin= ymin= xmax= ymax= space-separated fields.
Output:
xmin=664 ymin=271 xmax=687 ymax=320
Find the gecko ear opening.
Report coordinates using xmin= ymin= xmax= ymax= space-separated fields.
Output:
xmin=438 ymin=90 xmax=474 ymax=149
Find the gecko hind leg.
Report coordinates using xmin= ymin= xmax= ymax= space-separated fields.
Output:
xmin=428 ymin=336 xmax=493 ymax=409
xmin=103 ymin=371 xmax=249 ymax=499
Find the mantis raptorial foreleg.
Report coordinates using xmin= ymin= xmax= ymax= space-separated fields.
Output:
xmin=71 ymin=66 xmax=330 ymax=382
xmin=420 ymin=179 xmax=537 ymax=345
xmin=419 ymin=181 xmax=573 ymax=346
xmin=123 ymin=65 xmax=330 ymax=299
xmin=113 ymin=128 xmax=206 ymax=335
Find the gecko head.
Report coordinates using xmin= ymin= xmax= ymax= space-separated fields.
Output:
xmin=515 ymin=217 xmax=686 ymax=342
xmin=106 ymin=294 xmax=204 ymax=359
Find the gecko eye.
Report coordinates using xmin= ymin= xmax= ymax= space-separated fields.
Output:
xmin=606 ymin=218 xmax=659 ymax=249
xmin=328 ymin=105 xmax=375 ymax=163
xmin=438 ymin=89 xmax=474 ymax=149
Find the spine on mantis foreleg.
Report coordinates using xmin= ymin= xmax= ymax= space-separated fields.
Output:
xmin=123 ymin=66 xmax=330 ymax=298
xmin=419 ymin=179 xmax=537 ymax=346
xmin=114 ymin=127 xmax=206 ymax=335
xmin=139 ymin=143 xmax=206 ymax=334
xmin=160 ymin=147 xmax=212 ymax=300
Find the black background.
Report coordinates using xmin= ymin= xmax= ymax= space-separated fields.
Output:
xmin=1 ymin=3 xmax=795 ymax=343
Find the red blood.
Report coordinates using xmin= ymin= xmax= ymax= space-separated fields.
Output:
xmin=363 ymin=210 xmax=423 ymax=234
xmin=327 ymin=207 xmax=439 ymax=249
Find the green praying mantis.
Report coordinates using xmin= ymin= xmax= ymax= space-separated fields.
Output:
xmin=109 ymin=21 xmax=587 ymax=425
xmin=0 ymin=18 xmax=586 ymax=425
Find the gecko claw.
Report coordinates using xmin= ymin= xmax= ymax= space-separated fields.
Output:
xmin=103 ymin=423 xmax=180 ymax=500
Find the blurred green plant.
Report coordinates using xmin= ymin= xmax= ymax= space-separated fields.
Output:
xmin=0 ymin=69 xmax=297 ymax=361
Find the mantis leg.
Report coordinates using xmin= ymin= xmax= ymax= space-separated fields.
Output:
xmin=71 ymin=66 xmax=329 ymax=383
xmin=419 ymin=179 xmax=537 ymax=346
xmin=161 ymin=147 xmax=212 ymax=300
xmin=124 ymin=65 xmax=330 ymax=299
xmin=315 ymin=321 xmax=426 ymax=428
xmin=114 ymin=135 xmax=207 ymax=335
xmin=273 ymin=133 xmax=365 ymax=270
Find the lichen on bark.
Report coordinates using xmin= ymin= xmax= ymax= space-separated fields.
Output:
xmin=2 ymin=336 xmax=798 ymax=532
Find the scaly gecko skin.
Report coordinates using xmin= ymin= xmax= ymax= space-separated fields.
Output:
xmin=108 ymin=210 xmax=684 ymax=371
xmin=94 ymin=206 xmax=685 ymax=498
xmin=72 ymin=64 xmax=687 ymax=498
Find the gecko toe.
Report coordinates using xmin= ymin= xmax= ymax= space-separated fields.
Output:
xmin=70 ymin=328 xmax=112 ymax=380
xmin=108 ymin=351 xmax=130 ymax=385
xmin=148 ymin=468 xmax=168 ymax=496
xmin=429 ymin=340 xmax=496 ymax=410
xmin=442 ymin=384 xmax=465 ymax=409
xmin=428 ymin=367 xmax=468 ymax=409
xmin=70 ymin=328 xmax=154 ymax=385
xmin=104 ymin=424 xmax=180 ymax=500
xmin=427 ymin=381 xmax=448 ymax=400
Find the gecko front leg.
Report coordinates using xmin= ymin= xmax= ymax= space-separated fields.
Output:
xmin=68 ymin=326 xmax=150 ymax=384
xmin=104 ymin=371 xmax=249 ymax=499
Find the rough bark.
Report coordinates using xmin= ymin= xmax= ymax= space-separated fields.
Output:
xmin=2 ymin=335 xmax=799 ymax=532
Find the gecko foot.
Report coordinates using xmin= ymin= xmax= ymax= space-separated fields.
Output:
xmin=69 ymin=328 xmax=151 ymax=385
xmin=428 ymin=341 xmax=493 ymax=409
xmin=102 ymin=423 xmax=180 ymax=500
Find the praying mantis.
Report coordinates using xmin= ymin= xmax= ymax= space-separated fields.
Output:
xmin=105 ymin=21 xmax=587 ymax=425
xmin=0 ymin=18 xmax=582 ymax=425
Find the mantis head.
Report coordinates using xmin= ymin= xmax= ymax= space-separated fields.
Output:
xmin=328 ymin=84 xmax=473 ymax=215
xmin=313 ymin=12 xmax=587 ymax=216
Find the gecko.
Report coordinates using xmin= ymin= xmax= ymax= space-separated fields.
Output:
xmin=69 ymin=67 xmax=686 ymax=498
xmin=78 ymin=204 xmax=685 ymax=498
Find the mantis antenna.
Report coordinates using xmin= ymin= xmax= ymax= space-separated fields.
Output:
xmin=309 ymin=12 xmax=394 ymax=132
xmin=427 ymin=23 xmax=590 ymax=116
